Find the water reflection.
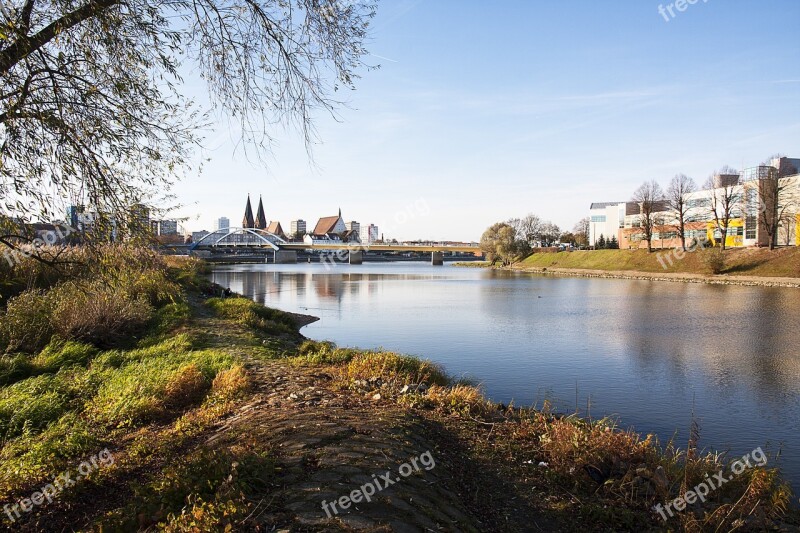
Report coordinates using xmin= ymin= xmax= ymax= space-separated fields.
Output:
xmin=210 ymin=263 xmax=800 ymax=491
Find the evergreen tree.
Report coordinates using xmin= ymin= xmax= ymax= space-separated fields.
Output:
xmin=597 ymin=234 xmax=606 ymax=249
xmin=608 ymin=236 xmax=619 ymax=249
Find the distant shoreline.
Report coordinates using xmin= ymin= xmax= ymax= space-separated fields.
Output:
xmin=451 ymin=248 xmax=800 ymax=288
xmin=504 ymin=265 xmax=800 ymax=288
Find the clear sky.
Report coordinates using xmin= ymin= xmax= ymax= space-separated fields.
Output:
xmin=172 ymin=0 xmax=800 ymax=242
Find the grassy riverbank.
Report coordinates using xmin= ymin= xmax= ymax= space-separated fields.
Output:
xmin=0 ymin=248 xmax=797 ymax=531
xmin=517 ymin=247 xmax=800 ymax=278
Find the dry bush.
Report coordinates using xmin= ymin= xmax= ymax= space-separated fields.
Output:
xmin=536 ymin=417 xmax=659 ymax=474
xmin=51 ymin=282 xmax=153 ymax=348
xmin=408 ymin=384 xmax=491 ymax=417
xmin=703 ymin=247 xmax=726 ymax=274
xmin=0 ymin=289 xmax=55 ymax=352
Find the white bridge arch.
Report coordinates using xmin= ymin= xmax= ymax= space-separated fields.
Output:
xmin=190 ymin=227 xmax=287 ymax=251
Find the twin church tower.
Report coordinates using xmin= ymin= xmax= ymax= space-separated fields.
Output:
xmin=241 ymin=194 xmax=285 ymax=238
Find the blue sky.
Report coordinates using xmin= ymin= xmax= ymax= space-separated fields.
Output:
xmin=173 ymin=0 xmax=800 ymax=241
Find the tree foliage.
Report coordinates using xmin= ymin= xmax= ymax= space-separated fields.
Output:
xmin=0 ymin=0 xmax=376 ymax=231
xmin=480 ymin=222 xmax=529 ymax=266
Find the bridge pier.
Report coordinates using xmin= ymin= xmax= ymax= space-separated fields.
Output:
xmin=431 ymin=251 xmax=444 ymax=266
xmin=348 ymin=251 xmax=363 ymax=265
xmin=273 ymin=250 xmax=297 ymax=264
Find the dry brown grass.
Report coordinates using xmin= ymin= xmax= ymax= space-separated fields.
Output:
xmin=164 ymin=364 xmax=208 ymax=410
xmin=333 ymin=351 xmax=449 ymax=388
xmin=210 ymin=364 xmax=252 ymax=401
xmin=402 ymin=383 xmax=491 ymax=417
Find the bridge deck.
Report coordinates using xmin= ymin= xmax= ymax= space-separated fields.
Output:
xmin=278 ymin=243 xmax=481 ymax=253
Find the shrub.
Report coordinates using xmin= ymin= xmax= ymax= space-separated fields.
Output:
xmin=0 ymin=245 xmax=91 ymax=302
xmin=50 ymin=282 xmax=153 ymax=348
xmin=1 ymin=272 xmax=163 ymax=353
xmin=166 ymin=256 xmax=213 ymax=293
xmin=0 ymin=289 xmax=55 ymax=353
xmin=703 ymin=247 xmax=726 ymax=274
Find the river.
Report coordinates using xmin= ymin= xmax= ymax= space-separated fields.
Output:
xmin=209 ymin=262 xmax=800 ymax=492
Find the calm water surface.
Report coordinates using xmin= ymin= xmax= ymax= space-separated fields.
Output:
xmin=210 ymin=263 xmax=800 ymax=491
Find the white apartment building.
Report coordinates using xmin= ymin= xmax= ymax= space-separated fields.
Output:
xmin=360 ymin=224 xmax=379 ymax=244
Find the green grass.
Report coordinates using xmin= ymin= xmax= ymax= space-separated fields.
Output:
xmin=206 ymin=296 xmax=297 ymax=335
xmin=517 ymin=247 xmax=800 ymax=277
xmin=99 ymin=447 xmax=274 ymax=531
xmin=87 ymin=346 xmax=235 ymax=427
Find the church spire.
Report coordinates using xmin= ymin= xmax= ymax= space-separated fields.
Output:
xmin=242 ymin=194 xmax=255 ymax=228
xmin=255 ymin=195 xmax=267 ymax=229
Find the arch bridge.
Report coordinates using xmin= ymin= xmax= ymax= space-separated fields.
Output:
xmin=189 ymin=227 xmax=287 ymax=251
xmin=189 ymin=227 xmax=481 ymax=265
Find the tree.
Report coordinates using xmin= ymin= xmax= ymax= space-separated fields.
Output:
xmin=608 ymin=235 xmax=619 ymax=249
xmin=480 ymin=222 xmax=530 ymax=266
xmin=539 ymin=222 xmax=561 ymax=247
xmin=755 ymin=157 xmax=799 ymax=250
xmin=559 ymin=231 xmax=576 ymax=246
xmin=1 ymin=0 xmax=376 ymax=241
xmin=631 ymin=180 xmax=664 ymax=252
xmin=705 ymin=168 xmax=742 ymax=251
xmin=507 ymin=213 xmax=543 ymax=247
xmin=573 ymin=217 xmax=590 ymax=247
xmin=597 ymin=234 xmax=606 ymax=249
xmin=666 ymin=173 xmax=696 ymax=251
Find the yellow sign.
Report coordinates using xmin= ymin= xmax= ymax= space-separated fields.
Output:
xmin=706 ymin=219 xmax=744 ymax=248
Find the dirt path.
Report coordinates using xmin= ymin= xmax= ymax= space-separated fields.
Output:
xmin=184 ymin=296 xmax=551 ymax=532
xmin=202 ymin=358 xmax=481 ymax=532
